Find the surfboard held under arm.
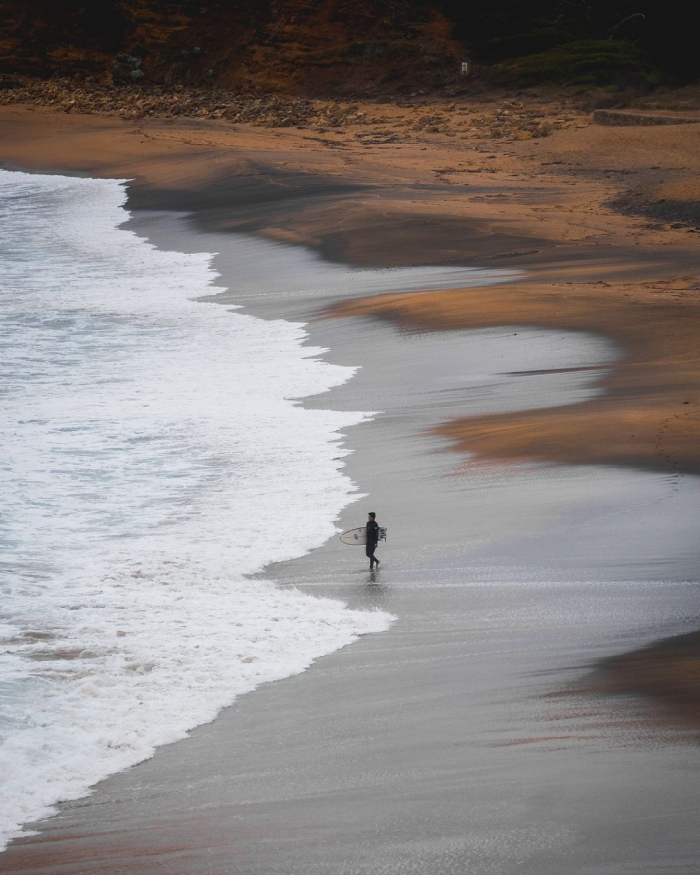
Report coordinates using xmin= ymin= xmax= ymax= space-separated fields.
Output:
xmin=339 ymin=527 xmax=387 ymax=545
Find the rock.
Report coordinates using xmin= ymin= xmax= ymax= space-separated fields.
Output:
xmin=0 ymin=74 xmax=22 ymax=90
xmin=593 ymin=108 xmax=700 ymax=127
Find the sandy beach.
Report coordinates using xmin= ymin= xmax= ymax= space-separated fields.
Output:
xmin=2 ymin=97 xmax=699 ymax=471
xmin=1 ymin=97 xmax=699 ymax=872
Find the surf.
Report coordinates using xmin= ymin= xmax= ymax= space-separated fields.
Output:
xmin=0 ymin=169 xmax=393 ymax=850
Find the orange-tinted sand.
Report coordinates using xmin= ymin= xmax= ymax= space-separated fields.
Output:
xmin=1 ymin=100 xmax=697 ymax=492
xmin=595 ymin=631 xmax=700 ymax=730
xmin=327 ymin=278 xmax=700 ymax=473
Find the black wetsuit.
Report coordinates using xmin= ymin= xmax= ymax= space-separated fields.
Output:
xmin=366 ymin=520 xmax=379 ymax=568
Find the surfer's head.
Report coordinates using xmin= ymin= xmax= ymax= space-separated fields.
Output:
xmin=368 ymin=512 xmax=376 ymax=519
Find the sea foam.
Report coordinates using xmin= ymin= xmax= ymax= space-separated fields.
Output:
xmin=0 ymin=170 xmax=393 ymax=849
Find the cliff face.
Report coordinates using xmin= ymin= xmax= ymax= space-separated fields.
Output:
xmin=0 ymin=0 xmax=696 ymax=94
xmin=0 ymin=0 xmax=463 ymax=95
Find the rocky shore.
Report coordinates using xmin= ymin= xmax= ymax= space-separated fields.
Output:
xmin=0 ymin=77 xmax=574 ymax=140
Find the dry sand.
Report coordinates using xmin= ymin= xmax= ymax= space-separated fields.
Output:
xmin=327 ymin=278 xmax=700 ymax=473
xmin=594 ymin=630 xmax=700 ymax=729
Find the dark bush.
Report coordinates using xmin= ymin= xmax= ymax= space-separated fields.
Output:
xmin=494 ymin=39 xmax=659 ymax=87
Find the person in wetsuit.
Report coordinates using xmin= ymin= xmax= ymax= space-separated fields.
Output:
xmin=366 ymin=512 xmax=380 ymax=570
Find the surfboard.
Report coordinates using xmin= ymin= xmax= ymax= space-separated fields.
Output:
xmin=340 ymin=527 xmax=366 ymax=545
xmin=340 ymin=527 xmax=387 ymax=545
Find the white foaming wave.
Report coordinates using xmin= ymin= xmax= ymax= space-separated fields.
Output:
xmin=0 ymin=170 xmax=393 ymax=849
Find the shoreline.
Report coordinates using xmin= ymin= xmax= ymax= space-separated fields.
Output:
xmin=1 ymin=213 xmax=698 ymax=873
xmin=1 ymin=100 xmax=699 ymax=871
xmin=0 ymin=103 xmax=698 ymax=479
xmin=0 ymin=171 xmax=401 ymax=855
xmin=325 ymin=277 xmax=700 ymax=475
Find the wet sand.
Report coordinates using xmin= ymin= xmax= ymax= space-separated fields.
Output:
xmin=1 ymin=103 xmax=700 ymax=872
xmin=1 ymin=217 xmax=699 ymax=874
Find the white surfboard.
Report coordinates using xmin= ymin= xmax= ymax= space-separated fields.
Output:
xmin=340 ymin=527 xmax=367 ymax=545
xmin=340 ymin=527 xmax=386 ymax=545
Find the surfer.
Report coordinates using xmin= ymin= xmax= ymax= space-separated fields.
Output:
xmin=366 ymin=512 xmax=380 ymax=570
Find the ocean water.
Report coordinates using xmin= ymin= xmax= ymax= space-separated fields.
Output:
xmin=0 ymin=170 xmax=394 ymax=849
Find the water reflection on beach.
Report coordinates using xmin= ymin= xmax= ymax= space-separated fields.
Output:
xmin=4 ymin=221 xmax=696 ymax=875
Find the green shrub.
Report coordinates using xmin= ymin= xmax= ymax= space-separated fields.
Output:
xmin=494 ymin=39 xmax=658 ymax=88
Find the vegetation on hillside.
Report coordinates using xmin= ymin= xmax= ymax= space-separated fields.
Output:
xmin=0 ymin=0 xmax=696 ymax=94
